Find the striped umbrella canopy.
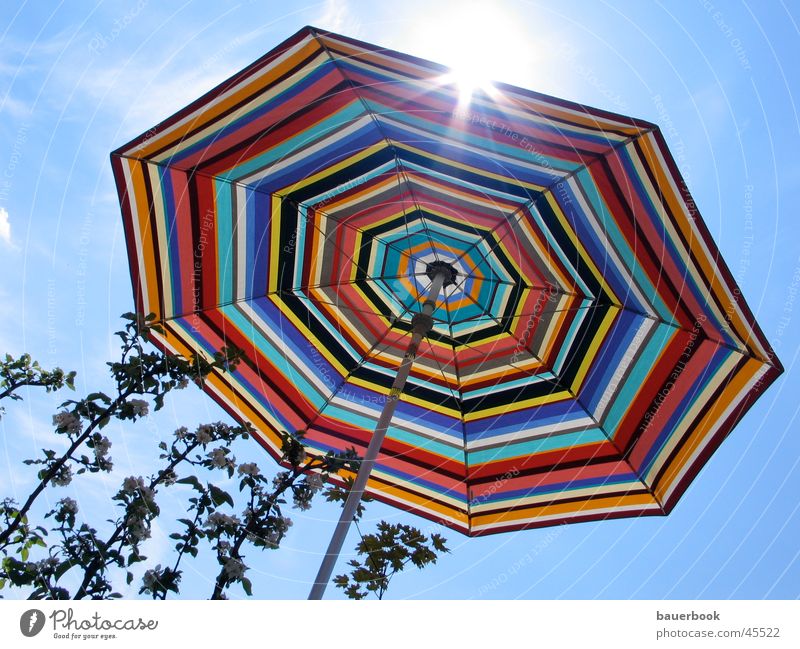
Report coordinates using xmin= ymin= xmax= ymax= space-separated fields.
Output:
xmin=111 ymin=26 xmax=782 ymax=537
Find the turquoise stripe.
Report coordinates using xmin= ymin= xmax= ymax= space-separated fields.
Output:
xmin=551 ymin=307 xmax=592 ymax=375
xmin=215 ymin=179 xmax=234 ymax=304
xmin=469 ymin=428 xmax=608 ymax=464
xmin=602 ymin=322 xmax=675 ymax=433
xmin=576 ymin=168 xmax=672 ymax=319
xmin=218 ymin=103 xmax=367 ymax=181
xmin=402 ymin=160 xmax=527 ymax=205
xmin=464 ymin=373 xmax=553 ymax=400
xmin=221 ymin=304 xmax=331 ymax=411
xmin=370 ymin=104 xmax=579 ymax=175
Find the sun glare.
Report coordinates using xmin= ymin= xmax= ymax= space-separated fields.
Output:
xmin=412 ymin=2 xmax=532 ymax=105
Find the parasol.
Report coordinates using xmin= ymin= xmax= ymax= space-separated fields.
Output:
xmin=111 ymin=26 xmax=782 ymax=598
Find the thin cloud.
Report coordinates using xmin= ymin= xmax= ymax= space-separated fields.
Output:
xmin=315 ymin=0 xmax=362 ymax=35
xmin=0 ymin=207 xmax=11 ymax=245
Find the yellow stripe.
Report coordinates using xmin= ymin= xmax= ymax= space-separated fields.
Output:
xmin=464 ymin=390 xmax=572 ymax=421
xmin=394 ymin=142 xmax=546 ymax=193
xmin=275 ymin=142 xmax=386 ymax=195
xmin=568 ymin=305 xmax=618 ymax=392
xmin=266 ymin=294 xmax=349 ymax=379
xmin=267 ymin=195 xmax=283 ymax=293
xmin=541 ymin=192 xmax=621 ymax=305
xmin=146 ymin=163 xmax=173 ymax=317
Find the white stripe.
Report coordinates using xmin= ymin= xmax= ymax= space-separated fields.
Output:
xmin=121 ymin=160 xmax=151 ymax=314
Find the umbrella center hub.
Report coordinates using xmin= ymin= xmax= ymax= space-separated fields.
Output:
xmin=425 ymin=260 xmax=458 ymax=287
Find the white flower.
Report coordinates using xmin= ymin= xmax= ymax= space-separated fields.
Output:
xmin=34 ymin=557 xmax=60 ymax=574
xmin=59 ymin=497 xmax=78 ymax=514
xmin=142 ymin=569 xmax=159 ymax=590
xmin=205 ymin=512 xmax=240 ymax=530
xmin=293 ymin=496 xmax=311 ymax=511
xmin=272 ymin=471 xmax=290 ymax=488
xmin=93 ymin=435 xmax=111 ymax=461
xmin=306 ymin=473 xmax=325 ymax=492
xmin=237 ymin=462 xmax=259 ymax=477
xmin=52 ymin=411 xmax=82 ymax=435
xmin=208 ymin=448 xmax=230 ymax=469
xmin=223 ymin=558 xmax=247 ymax=581
xmin=196 ymin=424 xmax=213 ymax=445
xmin=293 ymin=488 xmax=313 ymax=511
xmin=122 ymin=476 xmax=145 ymax=494
xmin=127 ymin=517 xmax=150 ymax=543
xmin=174 ymin=426 xmax=188 ymax=440
xmin=50 ymin=464 xmax=72 ymax=487
xmin=217 ymin=541 xmax=231 ymax=554
xmin=129 ymin=399 xmax=149 ymax=417
xmin=177 ymin=378 xmax=189 ymax=389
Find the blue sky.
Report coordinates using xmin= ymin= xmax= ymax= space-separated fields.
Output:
xmin=1 ymin=0 xmax=798 ymax=600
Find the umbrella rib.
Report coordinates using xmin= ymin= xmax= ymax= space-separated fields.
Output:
xmin=393 ymin=158 xmax=444 ymax=265
xmin=445 ymin=227 xmax=585 ymax=300
xmin=313 ymin=29 xmax=444 ymax=264
xmin=279 ymin=195 xmax=408 ymax=289
xmin=288 ymin=194 xmax=438 ymax=271
xmin=418 ymin=337 xmax=461 ymax=412
xmin=613 ymin=305 xmax=752 ymax=357
xmin=452 ymin=299 xmax=604 ymax=327
xmin=445 ymin=212 xmax=750 ymax=355
xmin=391 ymin=161 xmax=427 ymax=271
xmin=281 ymin=290 xmax=406 ymax=322
xmin=444 ymin=331 xmax=544 ymax=376
xmin=289 ymin=272 xmax=430 ymax=293
xmin=400 ymin=167 xmax=443 ymax=263
xmin=444 ymin=127 xmax=736 ymax=348
xmin=441 ymin=283 xmax=471 ymax=529
xmin=135 ymin=159 xmax=426 ymax=282
xmin=449 ymin=128 xmax=657 ymax=269
xmin=443 ymin=130 xmax=666 ymax=310
xmin=301 ymin=301 xmax=420 ymax=434
xmin=565 ymin=386 xmax=666 ymax=513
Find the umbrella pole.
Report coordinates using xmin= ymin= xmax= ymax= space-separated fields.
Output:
xmin=308 ymin=269 xmax=449 ymax=599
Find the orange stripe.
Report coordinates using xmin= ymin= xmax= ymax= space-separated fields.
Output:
xmin=472 ymin=492 xmax=656 ymax=528
xmin=653 ymin=357 xmax=762 ymax=501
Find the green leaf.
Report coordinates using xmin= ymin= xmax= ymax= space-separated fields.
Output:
xmin=209 ymin=485 xmax=234 ymax=508
xmin=241 ymin=577 xmax=253 ymax=596
xmin=176 ymin=476 xmax=203 ymax=492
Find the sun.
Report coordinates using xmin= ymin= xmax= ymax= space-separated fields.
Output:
xmin=411 ymin=2 xmax=533 ymax=105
